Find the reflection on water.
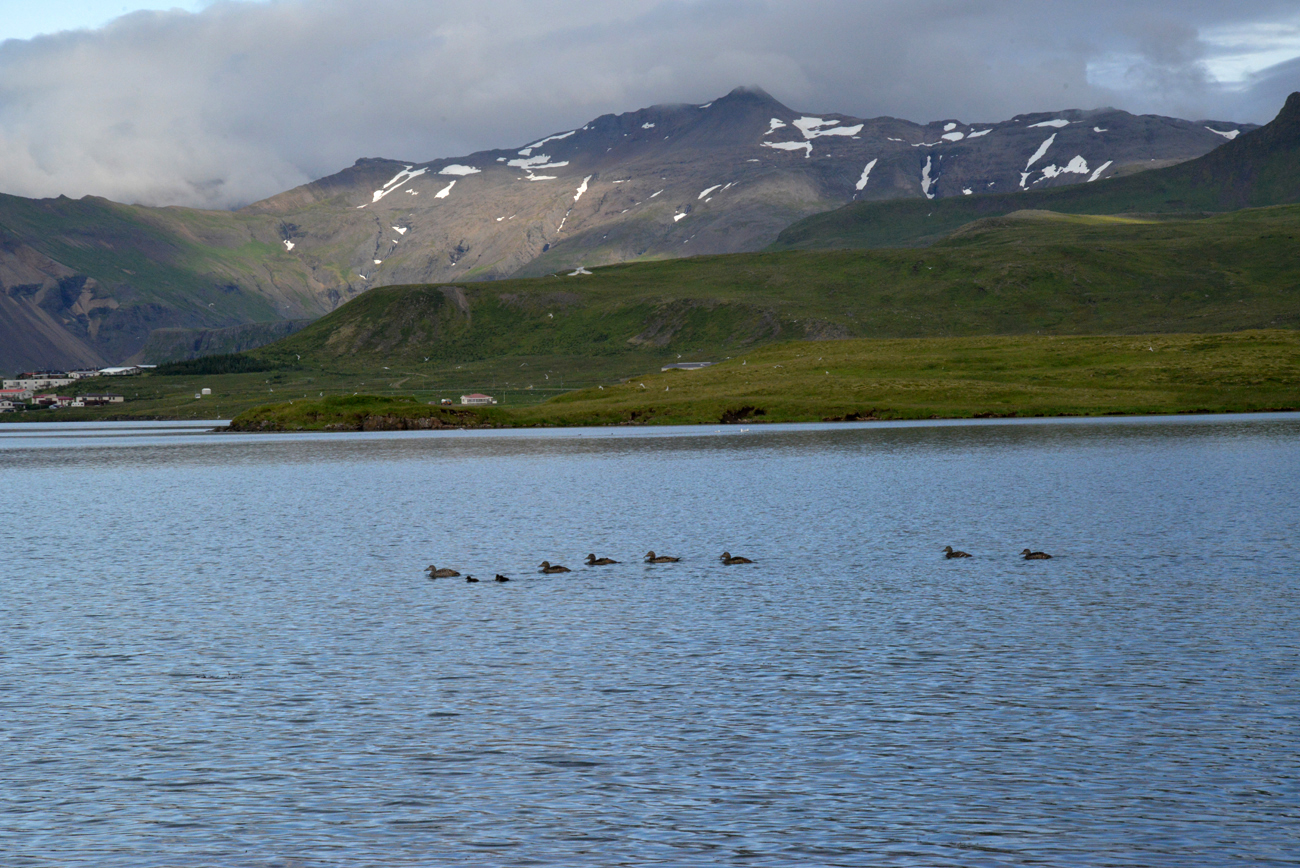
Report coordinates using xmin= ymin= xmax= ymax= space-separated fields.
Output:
xmin=1 ymin=415 xmax=1298 ymax=866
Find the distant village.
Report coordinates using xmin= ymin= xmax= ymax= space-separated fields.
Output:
xmin=0 ymin=366 xmax=147 ymax=413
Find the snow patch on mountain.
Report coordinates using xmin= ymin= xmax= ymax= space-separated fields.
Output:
xmin=526 ymin=130 xmax=576 ymax=150
xmin=942 ymin=132 xmax=964 ymax=141
xmin=1039 ymin=155 xmax=1089 ymax=179
xmin=1029 ymin=119 xmax=1070 ymax=129
xmin=283 ymin=240 xmax=294 ymax=251
xmin=699 ymin=184 xmax=722 ymax=199
xmin=393 ymin=226 xmax=407 ymax=235
xmin=573 ymin=175 xmax=591 ymax=203
xmin=439 ymin=164 xmax=481 ymax=176
xmin=1205 ymin=127 xmax=1240 ymax=139
xmin=855 ymin=158 xmax=878 ymax=191
xmin=967 ymin=129 xmax=992 ymax=138
xmin=371 ymin=166 xmax=427 ymax=203
xmin=944 ymin=122 xmax=959 ymax=132
xmin=1025 ymin=134 xmax=1056 ymax=171
xmin=1088 ymin=160 xmax=1113 ymax=182
xmin=642 ymin=123 xmax=656 ymax=129
xmin=508 ymin=153 xmax=569 ymax=180
xmin=921 ymin=156 xmax=936 ymax=199
xmin=763 ymin=141 xmax=813 ymax=158
xmin=766 ymin=118 xmax=788 ymax=135
xmin=793 ymin=117 xmax=864 ymax=139
xmin=435 ymin=180 xmax=455 ymax=199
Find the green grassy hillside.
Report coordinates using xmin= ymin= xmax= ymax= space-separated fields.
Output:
xmin=250 ymin=204 xmax=1300 ymax=378
xmin=228 ymin=330 xmax=1300 ymax=429
xmin=771 ymin=92 xmax=1300 ymax=251
xmin=0 ymin=192 xmax=328 ymax=368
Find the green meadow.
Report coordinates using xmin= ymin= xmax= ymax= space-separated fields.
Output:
xmin=227 ymin=330 xmax=1300 ymax=430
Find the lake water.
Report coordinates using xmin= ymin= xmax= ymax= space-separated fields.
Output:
xmin=1 ymin=415 xmax=1298 ymax=867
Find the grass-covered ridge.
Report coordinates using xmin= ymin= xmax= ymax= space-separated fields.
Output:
xmin=250 ymin=204 xmax=1300 ymax=377
xmin=229 ymin=330 xmax=1300 ymax=430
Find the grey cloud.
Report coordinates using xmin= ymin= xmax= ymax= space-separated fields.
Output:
xmin=0 ymin=0 xmax=1296 ymax=208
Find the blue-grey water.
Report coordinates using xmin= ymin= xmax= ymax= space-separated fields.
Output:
xmin=1 ymin=415 xmax=1297 ymax=867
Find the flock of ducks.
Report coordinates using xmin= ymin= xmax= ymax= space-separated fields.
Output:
xmin=945 ymin=546 xmax=1053 ymax=560
xmin=426 ymin=551 xmax=756 ymax=583
xmin=428 ymin=546 xmax=1051 ymax=583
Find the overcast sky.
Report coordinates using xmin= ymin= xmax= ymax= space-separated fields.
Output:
xmin=0 ymin=0 xmax=1297 ymax=209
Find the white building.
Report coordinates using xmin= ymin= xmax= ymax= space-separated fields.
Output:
xmin=4 ymin=375 xmax=74 ymax=390
xmin=98 ymin=366 xmax=142 ymax=376
xmin=0 ymin=388 xmax=34 ymax=402
xmin=460 ymin=393 xmax=497 ymax=405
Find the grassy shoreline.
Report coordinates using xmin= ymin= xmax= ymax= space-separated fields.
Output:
xmin=226 ymin=330 xmax=1300 ymax=431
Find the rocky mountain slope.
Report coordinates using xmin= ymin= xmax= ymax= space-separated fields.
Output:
xmin=0 ymin=87 xmax=1250 ymax=372
xmin=773 ymin=91 xmax=1300 ymax=250
xmin=247 ymin=87 xmax=1246 ymax=284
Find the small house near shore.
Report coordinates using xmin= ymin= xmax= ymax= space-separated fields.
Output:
xmin=460 ymin=393 xmax=497 ymax=406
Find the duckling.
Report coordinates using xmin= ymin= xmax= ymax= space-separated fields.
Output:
xmin=1020 ymin=548 xmax=1052 ymax=560
xmin=465 ymin=574 xmax=480 ymax=583
xmin=494 ymin=574 xmax=510 ymax=583
xmin=539 ymin=561 xmax=572 ymax=574
xmin=943 ymin=546 xmax=972 ymax=559
xmin=585 ymin=553 xmax=619 ymax=566
xmin=645 ymin=551 xmax=681 ymax=563
xmin=425 ymin=565 xmax=461 ymax=578
xmin=720 ymin=551 xmax=753 ymax=565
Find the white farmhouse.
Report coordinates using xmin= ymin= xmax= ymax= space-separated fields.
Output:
xmin=460 ymin=393 xmax=497 ymax=405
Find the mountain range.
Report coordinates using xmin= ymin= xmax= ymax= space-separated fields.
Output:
xmin=0 ymin=87 xmax=1261 ymax=372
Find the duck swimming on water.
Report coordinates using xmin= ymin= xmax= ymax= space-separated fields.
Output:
xmin=495 ymin=574 xmax=511 ymax=582
xmin=465 ymin=574 xmax=480 ymax=583
xmin=645 ymin=551 xmax=681 ymax=563
xmin=426 ymin=565 xmax=461 ymax=578
xmin=585 ymin=554 xmax=619 ymax=565
xmin=1020 ymin=548 xmax=1052 ymax=560
xmin=720 ymin=551 xmax=753 ymax=564
xmin=943 ymin=546 xmax=973 ymax=559
xmin=539 ymin=561 xmax=572 ymax=573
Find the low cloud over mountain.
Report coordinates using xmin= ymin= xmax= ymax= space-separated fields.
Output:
xmin=0 ymin=0 xmax=1296 ymax=208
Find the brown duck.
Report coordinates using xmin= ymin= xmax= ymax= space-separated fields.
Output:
xmin=1020 ymin=548 xmax=1053 ymax=560
xmin=539 ymin=561 xmax=572 ymax=573
xmin=943 ymin=546 xmax=973 ymax=559
xmin=720 ymin=551 xmax=753 ymax=565
xmin=494 ymin=574 xmax=511 ymax=582
xmin=645 ymin=551 xmax=680 ymax=563
xmin=426 ymin=565 xmax=461 ymax=578
xmin=585 ymin=554 xmax=619 ymax=565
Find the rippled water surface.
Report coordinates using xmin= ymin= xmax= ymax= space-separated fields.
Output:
xmin=2 ymin=416 xmax=1298 ymax=866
